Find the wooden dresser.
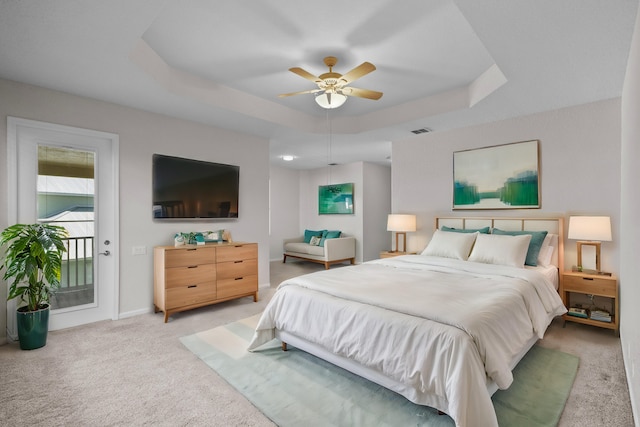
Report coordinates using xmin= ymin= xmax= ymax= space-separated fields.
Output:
xmin=154 ymin=242 xmax=258 ymax=322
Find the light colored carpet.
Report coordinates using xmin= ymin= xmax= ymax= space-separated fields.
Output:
xmin=0 ymin=260 xmax=634 ymax=426
xmin=181 ymin=313 xmax=579 ymax=427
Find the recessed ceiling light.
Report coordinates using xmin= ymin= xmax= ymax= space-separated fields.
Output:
xmin=281 ymin=155 xmax=295 ymax=161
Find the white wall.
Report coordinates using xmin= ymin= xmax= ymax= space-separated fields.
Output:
xmin=392 ymin=98 xmax=621 ymax=274
xmin=620 ymin=5 xmax=640 ymax=423
xmin=362 ymin=162 xmax=392 ymax=261
xmin=0 ymin=78 xmax=270 ymax=342
xmin=269 ymin=166 xmax=300 ymax=261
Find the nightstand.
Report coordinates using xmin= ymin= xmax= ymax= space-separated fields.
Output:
xmin=560 ymin=270 xmax=618 ymax=334
xmin=379 ymin=251 xmax=416 ymax=259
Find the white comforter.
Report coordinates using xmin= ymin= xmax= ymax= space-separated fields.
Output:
xmin=248 ymin=255 xmax=566 ymax=427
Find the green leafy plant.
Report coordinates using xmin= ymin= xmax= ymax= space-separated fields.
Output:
xmin=0 ymin=223 xmax=68 ymax=312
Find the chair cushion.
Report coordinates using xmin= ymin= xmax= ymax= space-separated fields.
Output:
xmin=284 ymin=242 xmax=325 ymax=256
xmin=306 ymin=245 xmax=325 ymax=256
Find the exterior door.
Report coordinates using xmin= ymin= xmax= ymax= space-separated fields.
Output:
xmin=7 ymin=117 xmax=119 ymax=333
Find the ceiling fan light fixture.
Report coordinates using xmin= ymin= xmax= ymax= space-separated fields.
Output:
xmin=315 ymin=92 xmax=347 ymax=109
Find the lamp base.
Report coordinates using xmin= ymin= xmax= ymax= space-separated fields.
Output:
xmin=394 ymin=232 xmax=407 ymax=253
xmin=576 ymin=240 xmax=602 ymax=272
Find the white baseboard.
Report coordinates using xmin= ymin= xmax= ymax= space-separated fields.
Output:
xmin=4 ymin=328 xmax=17 ymax=343
xmin=118 ymin=307 xmax=153 ymax=319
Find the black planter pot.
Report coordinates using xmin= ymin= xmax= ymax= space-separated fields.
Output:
xmin=16 ymin=304 xmax=50 ymax=350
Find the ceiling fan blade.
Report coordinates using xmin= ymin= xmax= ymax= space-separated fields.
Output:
xmin=289 ymin=67 xmax=323 ymax=84
xmin=342 ymin=87 xmax=383 ymax=100
xmin=338 ymin=62 xmax=376 ymax=86
xmin=278 ymin=88 xmax=323 ymax=98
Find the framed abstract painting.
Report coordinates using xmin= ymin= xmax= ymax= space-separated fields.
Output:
xmin=319 ymin=183 xmax=354 ymax=214
xmin=453 ymin=140 xmax=540 ymax=210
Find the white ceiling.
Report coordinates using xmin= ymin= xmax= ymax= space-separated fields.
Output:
xmin=0 ymin=0 xmax=637 ymax=169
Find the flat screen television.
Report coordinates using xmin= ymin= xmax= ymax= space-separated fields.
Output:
xmin=152 ymin=154 xmax=239 ymax=219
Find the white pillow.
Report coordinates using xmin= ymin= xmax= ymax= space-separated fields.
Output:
xmin=537 ymin=234 xmax=558 ymax=266
xmin=538 ymin=245 xmax=554 ymax=267
xmin=468 ymin=233 xmax=532 ymax=268
xmin=421 ymin=230 xmax=478 ymax=260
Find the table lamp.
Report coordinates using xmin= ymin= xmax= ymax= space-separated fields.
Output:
xmin=387 ymin=214 xmax=416 ymax=253
xmin=567 ymin=216 xmax=612 ymax=273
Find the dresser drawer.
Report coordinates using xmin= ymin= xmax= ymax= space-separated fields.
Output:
xmin=216 ymin=244 xmax=257 ymax=263
xmin=217 ymin=275 xmax=258 ymax=299
xmin=165 ymin=283 xmax=217 ymax=309
xmin=563 ymin=274 xmax=616 ymax=297
xmin=217 ymin=258 xmax=257 ymax=280
xmin=165 ymin=264 xmax=216 ymax=289
xmin=165 ymin=247 xmax=216 ymax=268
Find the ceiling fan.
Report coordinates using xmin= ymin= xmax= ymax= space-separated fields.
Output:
xmin=279 ymin=56 xmax=383 ymax=109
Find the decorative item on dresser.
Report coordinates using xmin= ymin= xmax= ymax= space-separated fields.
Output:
xmin=560 ymin=270 xmax=619 ymax=335
xmin=153 ymin=242 xmax=258 ymax=322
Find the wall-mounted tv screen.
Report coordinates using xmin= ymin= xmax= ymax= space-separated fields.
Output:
xmin=152 ymin=154 xmax=239 ymax=219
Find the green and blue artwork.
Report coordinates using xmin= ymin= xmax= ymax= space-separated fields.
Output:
xmin=319 ymin=183 xmax=354 ymax=214
xmin=453 ymin=140 xmax=540 ymax=210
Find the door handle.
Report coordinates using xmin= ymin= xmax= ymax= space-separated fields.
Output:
xmin=99 ymin=240 xmax=111 ymax=255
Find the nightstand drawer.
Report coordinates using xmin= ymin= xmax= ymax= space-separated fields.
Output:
xmin=563 ymin=274 xmax=616 ymax=297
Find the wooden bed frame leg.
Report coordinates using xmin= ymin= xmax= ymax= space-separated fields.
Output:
xmin=283 ymin=254 xmax=287 ymax=263
xmin=281 ymin=342 xmax=288 ymax=351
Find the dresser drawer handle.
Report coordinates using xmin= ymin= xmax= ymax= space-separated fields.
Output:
xmin=235 ymin=277 xmax=243 ymax=281
xmin=582 ymin=277 xmax=594 ymax=281
xmin=234 ymin=260 xmax=243 ymax=264
xmin=187 ymin=285 xmax=197 ymax=288
xmin=187 ymin=265 xmax=198 ymax=269
xmin=186 ymin=248 xmax=197 ymax=251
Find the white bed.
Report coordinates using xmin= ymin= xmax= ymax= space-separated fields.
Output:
xmin=248 ymin=217 xmax=567 ymax=427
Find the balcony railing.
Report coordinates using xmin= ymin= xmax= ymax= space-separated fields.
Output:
xmin=60 ymin=236 xmax=94 ymax=290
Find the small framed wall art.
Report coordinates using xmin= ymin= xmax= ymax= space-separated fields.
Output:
xmin=319 ymin=182 xmax=354 ymax=214
xmin=453 ymin=140 xmax=540 ymax=210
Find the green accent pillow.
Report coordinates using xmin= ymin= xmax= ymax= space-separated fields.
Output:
xmin=320 ymin=230 xmax=342 ymax=247
xmin=304 ymin=229 xmax=325 ymax=244
xmin=442 ymin=225 xmax=490 ymax=234
xmin=491 ymin=228 xmax=548 ymax=266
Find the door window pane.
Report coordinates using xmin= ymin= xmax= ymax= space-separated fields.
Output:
xmin=37 ymin=146 xmax=95 ymax=310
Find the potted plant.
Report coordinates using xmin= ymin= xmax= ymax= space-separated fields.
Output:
xmin=0 ymin=223 xmax=68 ymax=350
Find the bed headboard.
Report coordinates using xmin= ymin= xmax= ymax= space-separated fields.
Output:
xmin=434 ymin=216 xmax=564 ymax=269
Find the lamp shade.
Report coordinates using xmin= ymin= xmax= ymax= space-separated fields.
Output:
xmin=568 ymin=216 xmax=612 ymax=241
xmin=315 ymin=92 xmax=347 ymax=109
xmin=387 ymin=214 xmax=417 ymax=232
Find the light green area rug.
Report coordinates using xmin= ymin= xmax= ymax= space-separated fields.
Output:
xmin=181 ymin=314 xmax=579 ymax=427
